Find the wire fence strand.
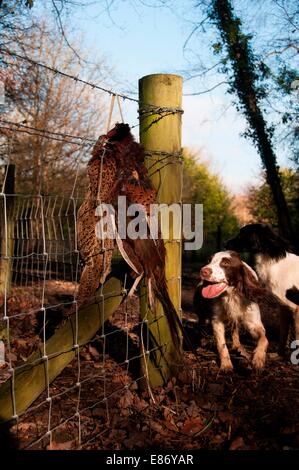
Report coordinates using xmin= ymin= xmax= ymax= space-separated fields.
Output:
xmin=1 ymin=49 xmax=139 ymax=104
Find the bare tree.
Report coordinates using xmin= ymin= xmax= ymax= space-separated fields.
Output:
xmin=1 ymin=21 xmax=111 ymax=195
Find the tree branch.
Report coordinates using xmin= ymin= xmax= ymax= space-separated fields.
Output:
xmin=51 ymin=0 xmax=84 ymax=62
xmin=184 ymin=80 xmax=228 ymax=95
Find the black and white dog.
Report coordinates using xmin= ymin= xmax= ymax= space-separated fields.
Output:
xmin=225 ymin=223 xmax=299 ymax=353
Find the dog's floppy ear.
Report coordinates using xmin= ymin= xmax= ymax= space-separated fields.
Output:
xmin=240 ymin=261 xmax=259 ymax=297
xmin=242 ymin=261 xmax=258 ymax=281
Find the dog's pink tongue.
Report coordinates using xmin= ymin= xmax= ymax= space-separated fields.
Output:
xmin=202 ymin=282 xmax=227 ymax=299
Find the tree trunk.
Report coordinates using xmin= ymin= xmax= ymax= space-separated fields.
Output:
xmin=211 ymin=0 xmax=294 ymax=244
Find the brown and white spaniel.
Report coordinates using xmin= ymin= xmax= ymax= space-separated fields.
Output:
xmin=195 ymin=250 xmax=296 ymax=371
xmin=196 ymin=250 xmax=269 ymax=372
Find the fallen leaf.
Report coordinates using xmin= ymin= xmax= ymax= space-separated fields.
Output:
xmin=229 ymin=436 xmax=245 ymax=450
xmin=181 ymin=417 xmax=204 ymax=435
xmin=47 ymin=440 xmax=75 ymax=450
xmin=118 ymin=390 xmax=134 ymax=409
xmin=17 ymin=423 xmax=31 ymax=432
xmin=148 ymin=420 xmax=168 ymax=436
xmin=211 ymin=434 xmax=225 ymax=444
xmin=163 ymin=407 xmax=178 ymax=432
xmin=187 ymin=401 xmax=200 ymax=418
xmin=134 ymin=397 xmax=148 ymax=412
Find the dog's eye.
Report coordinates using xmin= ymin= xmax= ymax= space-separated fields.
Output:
xmin=221 ymin=258 xmax=230 ymax=266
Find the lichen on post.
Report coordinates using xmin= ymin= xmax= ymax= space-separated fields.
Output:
xmin=139 ymin=74 xmax=183 ymax=387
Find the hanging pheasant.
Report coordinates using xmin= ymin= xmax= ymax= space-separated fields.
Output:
xmin=73 ymin=123 xmax=182 ymax=350
xmin=74 ymin=130 xmax=117 ymax=311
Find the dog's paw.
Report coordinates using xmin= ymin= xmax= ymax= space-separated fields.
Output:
xmin=220 ymin=357 xmax=234 ymax=373
xmin=252 ymin=351 xmax=266 ymax=371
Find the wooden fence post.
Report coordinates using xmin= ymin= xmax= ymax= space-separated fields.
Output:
xmin=0 ymin=164 xmax=15 ymax=300
xmin=139 ymin=74 xmax=183 ymax=387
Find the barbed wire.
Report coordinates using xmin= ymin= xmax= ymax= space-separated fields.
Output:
xmin=1 ymin=48 xmax=185 ymax=152
xmin=0 ymin=124 xmax=94 ymax=147
xmin=1 ymin=49 xmax=184 ymax=119
xmin=1 ymin=49 xmax=139 ymax=104
xmin=0 ymin=119 xmax=96 ymax=143
xmin=0 ymin=119 xmax=96 ymax=146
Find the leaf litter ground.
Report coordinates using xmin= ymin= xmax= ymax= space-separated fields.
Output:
xmin=0 ymin=273 xmax=298 ymax=451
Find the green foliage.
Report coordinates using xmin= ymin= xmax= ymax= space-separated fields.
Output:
xmin=276 ymin=67 xmax=299 ymax=165
xmin=247 ymin=168 xmax=299 ymax=231
xmin=212 ymin=42 xmax=222 ymax=54
xmin=182 ymin=148 xmax=239 ymax=254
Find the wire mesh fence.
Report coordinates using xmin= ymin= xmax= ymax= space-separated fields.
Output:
xmin=0 ymin=178 xmax=177 ymax=449
xmin=0 ymin=49 xmax=188 ymax=450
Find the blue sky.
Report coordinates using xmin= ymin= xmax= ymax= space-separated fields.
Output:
xmin=56 ymin=1 xmax=290 ymax=193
